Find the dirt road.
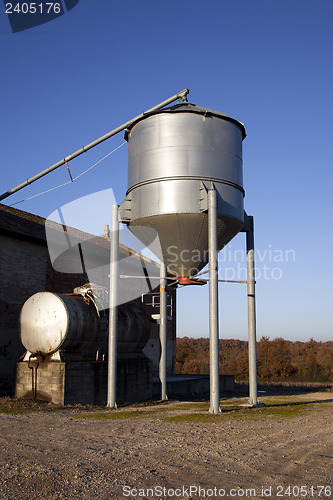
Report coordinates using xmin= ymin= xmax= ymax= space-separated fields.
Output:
xmin=0 ymin=392 xmax=332 ymax=499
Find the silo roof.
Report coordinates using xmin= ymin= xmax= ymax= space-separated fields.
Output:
xmin=125 ymin=102 xmax=246 ymax=140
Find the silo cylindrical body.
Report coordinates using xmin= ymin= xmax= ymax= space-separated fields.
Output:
xmin=125 ymin=103 xmax=246 ymax=277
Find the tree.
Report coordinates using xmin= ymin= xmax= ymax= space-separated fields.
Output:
xmin=176 ymin=336 xmax=333 ymax=382
xmin=257 ymin=336 xmax=271 ymax=380
xmin=269 ymin=338 xmax=294 ymax=380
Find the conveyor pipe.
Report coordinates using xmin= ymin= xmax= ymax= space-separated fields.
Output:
xmin=0 ymin=89 xmax=189 ymax=202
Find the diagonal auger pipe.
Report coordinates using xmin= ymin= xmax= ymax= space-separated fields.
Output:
xmin=0 ymin=88 xmax=189 ymax=202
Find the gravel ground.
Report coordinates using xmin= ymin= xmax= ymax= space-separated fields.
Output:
xmin=0 ymin=392 xmax=332 ymax=500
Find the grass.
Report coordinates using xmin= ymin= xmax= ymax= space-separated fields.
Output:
xmin=0 ymin=397 xmax=61 ymax=415
xmin=169 ymin=402 xmax=210 ymax=411
xmin=160 ymin=403 xmax=307 ymax=424
xmin=74 ymin=409 xmax=143 ymax=420
xmin=0 ymin=407 xmax=32 ymax=415
xmin=263 ymin=405 xmax=305 ymax=418
xmin=1 ymin=393 xmax=331 ymax=422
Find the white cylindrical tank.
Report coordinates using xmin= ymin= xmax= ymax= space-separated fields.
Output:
xmin=20 ymin=292 xmax=151 ymax=356
xmin=20 ymin=292 xmax=101 ymax=356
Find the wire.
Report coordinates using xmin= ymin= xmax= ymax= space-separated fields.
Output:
xmin=192 ymin=269 xmax=209 ymax=277
xmin=10 ymin=141 xmax=127 ymax=207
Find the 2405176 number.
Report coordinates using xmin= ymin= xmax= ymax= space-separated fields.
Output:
xmin=5 ymin=3 xmax=62 ymax=14
xmin=276 ymin=485 xmax=332 ymax=497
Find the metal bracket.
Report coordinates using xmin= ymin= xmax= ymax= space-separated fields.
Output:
xmin=119 ymin=193 xmax=132 ymax=223
xmin=199 ymin=181 xmax=208 ymax=212
xmin=199 ymin=181 xmax=218 ymax=212
xmin=242 ymin=211 xmax=254 ymax=232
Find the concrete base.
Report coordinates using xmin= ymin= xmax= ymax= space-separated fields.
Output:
xmin=153 ymin=374 xmax=235 ymax=400
xmin=241 ymin=402 xmax=266 ymax=408
xmin=15 ymin=354 xmax=152 ymax=405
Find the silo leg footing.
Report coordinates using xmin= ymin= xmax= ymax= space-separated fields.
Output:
xmin=242 ymin=401 xmax=265 ymax=408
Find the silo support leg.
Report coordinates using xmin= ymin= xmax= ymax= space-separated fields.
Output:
xmin=107 ymin=204 xmax=119 ymax=408
xmin=208 ymin=187 xmax=221 ymax=414
xmin=246 ymin=216 xmax=259 ymax=406
xmin=159 ymin=262 xmax=168 ymax=401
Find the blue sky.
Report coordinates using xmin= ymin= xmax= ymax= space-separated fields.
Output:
xmin=1 ymin=0 xmax=332 ymax=342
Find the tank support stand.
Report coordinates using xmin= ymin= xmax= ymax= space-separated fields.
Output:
xmin=208 ymin=186 xmax=221 ymax=414
xmin=159 ymin=262 xmax=168 ymax=401
xmin=107 ymin=204 xmax=120 ymax=408
xmin=245 ymin=214 xmax=259 ymax=406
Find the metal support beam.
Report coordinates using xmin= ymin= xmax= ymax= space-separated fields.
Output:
xmin=208 ymin=187 xmax=221 ymax=413
xmin=107 ymin=204 xmax=119 ymax=408
xmin=0 ymin=88 xmax=189 ymax=202
xmin=246 ymin=215 xmax=258 ymax=405
xmin=159 ymin=262 xmax=168 ymax=401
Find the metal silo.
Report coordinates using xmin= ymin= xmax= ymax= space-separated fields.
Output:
xmin=122 ymin=102 xmax=246 ymax=278
xmin=117 ymin=99 xmax=253 ymax=413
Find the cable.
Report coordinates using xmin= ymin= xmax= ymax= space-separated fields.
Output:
xmin=10 ymin=141 xmax=127 ymax=207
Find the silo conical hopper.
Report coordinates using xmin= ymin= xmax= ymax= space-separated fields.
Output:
xmin=122 ymin=102 xmax=246 ymax=278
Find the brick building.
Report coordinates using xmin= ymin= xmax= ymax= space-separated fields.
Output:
xmin=0 ymin=203 xmax=176 ymax=401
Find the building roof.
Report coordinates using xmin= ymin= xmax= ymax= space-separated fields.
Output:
xmin=0 ymin=203 xmax=159 ymax=268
